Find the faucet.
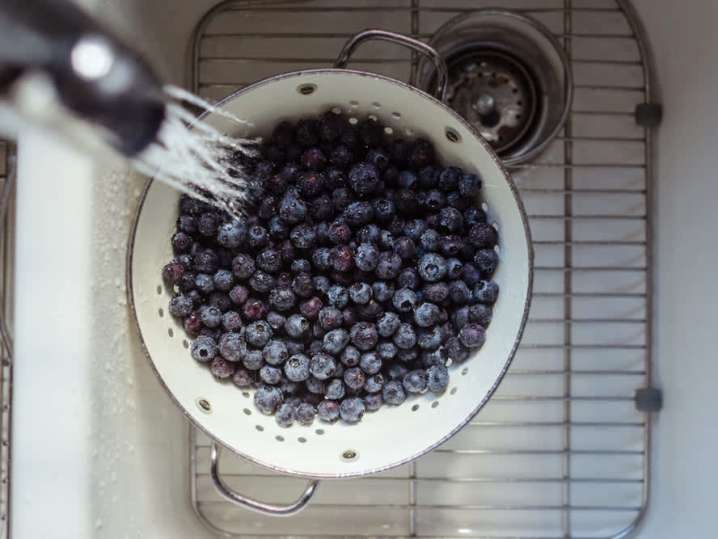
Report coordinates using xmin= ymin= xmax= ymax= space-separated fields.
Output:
xmin=0 ymin=0 xmax=166 ymax=157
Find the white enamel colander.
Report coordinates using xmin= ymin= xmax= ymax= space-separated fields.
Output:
xmin=128 ymin=30 xmax=533 ymax=516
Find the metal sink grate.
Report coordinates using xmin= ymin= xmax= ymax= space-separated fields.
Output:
xmin=188 ymin=1 xmax=658 ymax=537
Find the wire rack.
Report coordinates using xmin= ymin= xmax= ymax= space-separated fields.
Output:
xmin=188 ymin=1 xmax=658 ymax=537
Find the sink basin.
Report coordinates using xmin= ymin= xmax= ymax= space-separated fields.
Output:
xmin=8 ymin=1 xmax=718 ymax=538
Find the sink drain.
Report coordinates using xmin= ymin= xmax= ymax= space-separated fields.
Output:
xmin=418 ymin=10 xmax=572 ymax=165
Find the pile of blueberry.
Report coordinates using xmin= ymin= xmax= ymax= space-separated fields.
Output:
xmin=162 ymin=110 xmax=499 ymax=426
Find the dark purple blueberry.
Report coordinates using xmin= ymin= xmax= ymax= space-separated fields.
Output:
xmin=265 ymin=173 xmax=288 ymax=196
xmin=356 ymin=299 xmax=383 ymax=321
xmin=177 ymin=214 xmax=197 ymax=235
xmin=423 ymin=282 xmax=449 ymax=303
xmin=295 ymin=403 xmax=316 ymax=425
xmin=468 ymin=223 xmax=498 ymax=248
xmin=272 ymin=120 xmax=295 ymax=146
xmin=341 ymin=345 xmax=361 ymax=367
xmin=242 ymin=298 xmax=268 ymax=321
xmin=348 ymin=162 xmax=380 ymax=196
xmin=232 ymin=368 xmax=254 ymax=388
xmin=332 ymin=187 xmax=353 ymax=212
xmin=191 ymin=336 xmax=217 ymax=363
xmin=301 ymin=148 xmax=327 ymax=171
xmin=403 ymin=369 xmax=427 ymax=394
xmin=325 ymin=285 xmax=348 ymax=308
xmin=421 ymin=348 xmax=448 ymax=368
xmin=439 ymin=235 xmax=464 ymax=257
xmin=311 ymin=195 xmax=334 ymax=221
xmin=383 ymin=380 xmax=406 ymax=405
xmin=245 ymin=320 xmax=272 ymax=348
xmin=327 ymin=221 xmax=351 ymax=245
xmin=254 ymin=385 xmax=283 ymax=415
xmin=259 ymin=364 xmax=282 ymax=385
xmin=287 ymin=225 xmax=316 ymax=251
xmin=379 ymin=229 xmax=394 ymax=250
xmin=366 ymin=148 xmax=389 ymax=170
xmin=438 ymin=166 xmax=461 ymax=191
xmin=372 ymin=198 xmax=396 ymax=223
xmin=330 ymin=145 xmax=353 ymax=168
xmin=184 ymin=312 xmax=202 ymax=337
xmin=187 ymin=289 xmax=202 ymax=306
xmin=284 ymin=353 xmax=310 ymax=382
xmin=359 ymin=351 xmax=382 ymax=375
xmin=438 ymin=207 xmax=464 ymax=233
xmin=312 ymin=275 xmax=331 ymax=295
xmin=252 ymin=250 xmax=279 ymax=275
xmin=393 ymin=323 xmax=417 ymax=350
xmin=414 ymin=302 xmax=441 ymax=328
xmin=325 ymin=168 xmax=346 ymax=190
xmin=449 ymin=190 xmax=472 ymax=210
xmin=394 ymin=189 xmax=419 ymax=215
xmin=325 ymin=379 xmax=346 ymax=400
xmin=355 ymin=243 xmax=380 ymax=272
xmin=362 ymin=372 xmax=383 ymax=394
xmin=449 ymin=280 xmax=472 ymax=305
xmin=247 ymin=225 xmax=269 ymax=249
xmin=310 ymin=353 xmax=336 ymax=381
xmin=318 ymin=400 xmax=340 ymax=422
xmin=393 ymin=287 xmax=418 ymax=312
xmin=291 ymin=273 xmax=314 ymax=299
xmin=262 ymin=339 xmax=289 ymax=366
xmin=212 ymin=269 xmax=234 ymax=292
xmin=276 ymin=272 xmax=292 ymax=289
xmin=342 ymin=306 xmax=358 ymax=327
xmin=209 ymin=292 xmax=233 ymax=313
xmin=279 ymin=240 xmax=296 ymax=265
xmin=291 ymin=259 xmax=311 ymax=274
xmin=300 ymin=297 xmax=324 ymax=320
xmin=419 ymin=229 xmax=440 ymax=252
xmin=321 ymin=328 xmax=349 ymax=358
xmin=418 ymin=253 xmax=448 ymax=282
xmin=162 ymin=261 xmax=185 ymax=286
xmin=349 ymin=282 xmax=372 ymax=305
xmin=355 ymin=224 xmax=379 ymax=244
xmin=424 ymin=190 xmax=446 ymax=212
xmin=459 ymin=322 xmax=487 ymax=349
xmin=179 ymin=194 xmax=205 ymax=215
xmin=228 ymin=284 xmax=249 ymax=305
xmin=372 ymin=281 xmax=395 ymax=303
xmin=446 ymin=258 xmax=464 ymax=280
xmin=275 ymin=401 xmax=295 ymax=428
xmin=408 ymin=139 xmax=435 ymax=170
xmin=377 ymin=312 xmax=401 ymax=337
xmin=464 ymin=206 xmax=487 ymax=226
xmin=171 ymin=232 xmax=193 ymax=254
xmin=249 ymin=271 xmax=275 ymax=294
xmin=445 ymin=335 xmax=470 ymax=363
xmin=459 ymin=172 xmax=482 ymax=196
xmin=343 ymin=201 xmax=374 ymax=226
xmin=375 ymin=252 xmax=402 ymax=280
xmin=418 ymin=326 xmax=443 ymax=351
xmin=426 ymin=364 xmax=449 ymax=393
xmin=222 ymin=310 xmax=243 ymax=332
xmin=387 ymin=362 xmax=409 ymax=381
xmin=168 ymin=295 xmax=193 ymax=318
xmin=285 ymin=314 xmax=310 ymax=338
xmin=197 ymin=213 xmax=219 ymax=237
xmin=473 ymin=280 xmax=499 ymax=305
xmin=295 ymin=118 xmax=319 ymax=147
xmin=194 ymin=273 xmax=214 ymax=295
xmin=469 ymin=303 xmax=493 ymax=327
xmin=285 ymin=340 xmax=304 ymax=356
xmin=257 ymin=196 xmax=278 ymax=220
xmin=279 ymin=190 xmax=308 ymax=225
xmin=398 ymin=170 xmax=418 ymax=189
xmin=452 ymin=306 xmax=470 ymax=329
xmin=242 ymin=349 xmax=264 ymax=370
xmin=199 ymin=305 xmax=222 ymax=328
xmin=339 ymin=397 xmax=365 ymax=424
xmin=377 ymin=341 xmax=398 ymax=361
xmin=397 ymin=268 xmax=420 ymax=290
xmin=178 ymin=272 xmax=196 ymax=293
xmin=312 ymin=247 xmax=332 ymax=271
xmin=331 ymin=245 xmax=354 ymax=272
xmin=474 ymin=248 xmax=499 ymax=275
xmin=416 ymin=166 xmax=437 ymax=189
xmin=231 ymin=254 xmax=255 ymax=280
xmin=318 ymin=306 xmax=343 ymax=331
xmin=217 ymin=332 xmax=245 ymax=363
xmin=364 ymin=393 xmax=382 ymax=411
xmin=392 ymin=236 xmax=415 ymax=260
xmin=403 ymin=219 xmax=426 ymax=241
xmin=350 ymin=322 xmax=379 ymax=351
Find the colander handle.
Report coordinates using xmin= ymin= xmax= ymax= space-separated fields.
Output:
xmin=210 ymin=443 xmax=319 ymax=516
xmin=335 ymin=29 xmax=449 ymax=103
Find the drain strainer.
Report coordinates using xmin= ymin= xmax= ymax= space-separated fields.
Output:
xmin=418 ymin=10 xmax=572 ymax=165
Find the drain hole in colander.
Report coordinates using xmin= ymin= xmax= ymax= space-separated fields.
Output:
xmin=461 ymin=367 xmax=469 ymax=375
xmin=431 ymin=401 xmax=439 ymax=408
xmin=450 ymin=387 xmax=458 ymax=395
xmin=243 ymin=408 xmax=251 ymax=416
xmin=445 ymin=127 xmax=462 ymax=143
xmin=156 ymin=285 xmax=162 ymax=295
xmin=276 ymin=435 xmax=285 ymax=442
xmin=158 ymin=308 xmax=164 ymax=318
xmin=315 ymin=429 xmax=325 ymax=435
xmin=341 ymin=449 xmax=358 ymax=461
xmin=196 ymin=398 xmax=211 ymax=413
xmin=411 ymin=404 xmax=420 ymax=412
xmin=392 ymin=111 xmax=402 ymax=119
xmin=182 ymin=339 xmax=188 ymax=349
xmin=167 ymin=328 xmax=174 ymax=338
xmin=255 ymin=425 xmax=264 ymax=432
xmin=298 ymin=437 xmax=307 ymax=444
xmin=297 ymin=83 xmax=317 ymax=95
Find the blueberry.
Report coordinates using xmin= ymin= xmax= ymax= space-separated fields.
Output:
xmin=316 ymin=307 xmax=342 ymax=332
xmin=249 ymin=271 xmax=275 ymax=294
xmin=259 ymin=364 xmax=282 ymax=385
xmin=355 ymin=243 xmax=380 ymax=272
xmin=393 ymin=237 xmax=416 ymax=260
xmin=418 ymin=253 xmax=448 ymax=282
xmin=366 ymin=148 xmax=389 ymax=170
xmin=305 ymin=376 xmax=326 ymax=395
xmin=226 ymin=286 xmax=248 ymax=307
xmin=342 ymin=307 xmax=358 ymax=327
xmin=423 ymin=190 xmax=445 ymax=211
xmin=194 ymin=249 xmax=219 ymax=274
xmin=423 ymin=282 xmax=449 ymax=303
xmin=348 ymin=162 xmax=380 ymax=196
xmin=403 ymin=369 xmax=427 ymax=394
xmin=474 ymin=248 xmax=499 ymax=275
xmin=469 ymin=303 xmax=493 ymax=327
xmin=379 ymin=229 xmax=394 ymax=250
xmin=295 ymin=118 xmax=320 ymax=147
xmin=196 ymin=212 xmax=218 ymax=237
xmin=191 ymin=336 xmax=217 ymax=363
xmin=464 ymin=206 xmax=487 ymax=226
xmin=437 ymin=207 xmax=464 ymax=233
xmin=421 ymin=347 xmax=447 ymax=368
xmin=199 ymin=305 xmax=222 ymax=328
xmin=355 ymin=299 xmax=383 ymax=321
xmin=208 ymin=291 xmax=232 ymax=313
xmin=377 ymin=341 xmax=398 ymax=360
xmin=284 ymin=353 xmax=311 ymax=382
xmin=232 ymin=368 xmax=254 ymax=388
xmin=356 ymin=224 xmax=380 ymax=244
xmin=418 ymin=326 xmax=443 ymax=350
xmin=420 ymin=229 xmax=440 ymax=251
xmin=222 ymin=310 xmax=243 ymax=332
xmin=232 ymin=254 xmax=255 ymax=280
xmin=216 ymin=220 xmax=246 ymax=249
xmin=383 ymin=380 xmax=406 ymax=405
xmin=331 ymin=245 xmax=354 ymax=272
xmin=459 ymin=172 xmax=482 ymax=196
xmin=177 ymin=214 xmax=197 ymax=235
xmin=397 ymin=268 xmax=420 ymax=290
xmin=288 ymin=273 xmax=312 ymax=300
xmin=398 ymin=170 xmax=418 ymax=189
xmin=326 ymin=285 xmax=349 ymax=308
xmin=310 ymin=353 xmax=336 ymax=380
xmin=207 ymin=357 xmax=235 ymax=380
xmin=322 ymin=328 xmax=350 ymax=355
xmin=365 ymin=373 xmax=385 ymax=394
xmin=350 ymin=322 xmax=378 ymax=351
xmin=372 ymin=281 xmax=395 ymax=303
xmin=426 ymin=364 xmax=449 ymax=393
xmin=254 ymin=385 xmax=283 ymax=415
xmin=219 ymin=332 xmax=246 ymax=362
xmin=468 ymin=223 xmax=498 ymax=248
xmin=404 ymin=219 xmax=427 ymax=241
xmin=473 ymin=280 xmax=499 ymax=304
xmin=183 ymin=312 xmax=202 ymax=337
xmin=375 ymin=252 xmax=402 ymax=279
xmin=449 ymin=280 xmax=472 ymax=305
xmin=459 ymin=323 xmax=486 ymax=349
xmin=242 ymin=298 xmax=268 ymax=321
xmin=326 ymin=221 xmax=351 ymax=245
xmin=247 ymin=225 xmax=269 ymax=249
xmin=162 ymin=261 xmax=185 ymax=286
xmin=372 ymin=198 xmax=396 ymax=222
xmin=452 ymin=306 xmax=470 ymax=329
xmin=332 ymin=187 xmax=353 ymax=212
xmin=279 ymin=190 xmax=308 ymax=225
xmin=414 ymin=302 xmax=440 ymax=327
xmin=245 ymin=321 xmax=272 ymax=348
xmin=394 ymin=189 xmax=419 ymax=216
xmin=359 ymin=351 xmax=382 ymax=375
xmin=377 ymin=312 xmax=401 ymax=337
xmin=364 ymin=393 xmax=383 ymax=411
xmin=300 ymin=147 xmax=327 ymax=171
xmin=242 ymin=349 xmax=264 ymax=370
xmin=341 ymin=345 xmax=360 ymax=367
xmin=439 ymin=235 xmax=464 ymax=258
xmin=343 ymin=201 xmax=374 ymax=226
xmin=438 ymin=166 xmax=461 ymax=191
xmin=330 ymin=145 xmax=353 ymax=168
xmin=348 ymin=282 xmax=372 ymax=305
xmin=325 ymin=379 xmax=346 ymax=400
xmin=275 ymin=402 xmax=295 ymax=427
xmin=338 ymin=397 xmax=365 ymax=424
xmin=168 ymin=295 xmax=193 ymax=318
xmin=288 ymin=403 xmax=314 ymax=426
xmin=300 ymin=297 xmax=323 ymax=320
xmin=254 ymin=249 xmax=281 ymax=274
xmin=408 ymin=139 xmax=435 ymax=170
xmin=311 ymin=247 xmax=332 ymax=271
xmin=393 ymin=288 xmax=417 ymax=312
xmin=285 ymin=314 xmax=310 ymax=338
xmin=212 ymin=269 xmax=234 ymax=292
xmin=268 ymin=287 xmax=296 ymax=312
xmin=445 ymin=258 xmax=464 ymax=280
xmin=260 ymin=339 xmax=287 ymax=366
xmin=387 ymin=363 xmax=409 ymax=381
xmin=393 ymin=323 xmax=417 ymax=349
xmin=311 ymin=195 xmax=333 ymax=221
xmin=307 ymin=401 xmax=337 ymax=426
xmin=343 ymin=366 xmax=366 ymax=390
